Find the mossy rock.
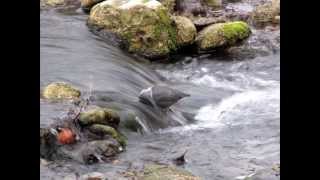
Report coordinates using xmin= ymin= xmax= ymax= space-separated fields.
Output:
xmin=196 ymin=21 xmax=251 ymax=51
xmin=42 ymin=82 xmax=81 ymax=100
xmin=79 ymin=108 xmax=120 ymax=128
xmin=88 ymin=0 xmax=177 ymax=59
xmin=89 ymin=124 xmax=127 ymax=146
xmin=142 ymin=164 xmax=201 ymax=180
xmin=250 ymin=1 xmax=280 ymax=27
xmin=173 ymin=16 xmax=197 ymax=47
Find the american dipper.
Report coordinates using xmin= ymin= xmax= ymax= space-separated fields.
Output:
xmin=139 ymin=85 xmax=190 ymax=109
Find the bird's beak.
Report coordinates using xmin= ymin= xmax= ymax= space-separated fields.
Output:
xmin=49 ymin=128 xmax=58 ymax=136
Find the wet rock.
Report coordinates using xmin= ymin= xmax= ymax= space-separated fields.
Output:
xmin=191 ymin=16 xmax=227 ymax=30
xmin=88 ymin=0 xmax=177 ymax=59
xmin=81 ymin=140 xmax=123 ymax=164
xmin=139 ymin=85 xmax=190 ymax=109
xmin=142 ymin=164 xmax=201 ymax=180
xmin=42 ymin=82 xmax=81 ymax=100
xmin=81 ymin=0 xmax=105 ymax=13
xmin=195 ymin=21 xmax=251 ymax=52
xmin=249 ymin=0 xmax=280 ymax=27
xmin=226 ymin=27 xmax=280 ymax=59
xmin=40 ymin=128 xmax=58 ymax=160
xmin=173 ymin=16 xmax=197 ymax=46
xmin=79 ymin=107 xmax=120 ymax=128
xmin=89 ymin=124 xmax=127 ymax=146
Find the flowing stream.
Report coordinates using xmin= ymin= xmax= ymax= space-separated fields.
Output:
xmin=40 ymin=2 xmax=279 ymax=179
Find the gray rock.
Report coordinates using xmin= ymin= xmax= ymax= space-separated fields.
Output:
xmin=139 ymin=85 xmax=190 ymax=109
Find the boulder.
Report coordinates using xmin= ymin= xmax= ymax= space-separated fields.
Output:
xmin=195 ymin=21 xmax=251 ymax=52
xmin=88 ymin=0 xmax=177 ymax=59
xmin=42 ymin=82 xmax=81 ymax=100
xmin=79 ymin=107 xmax=120 ymax=128
xmin=173 ymin=16 xmax=197 ymax=46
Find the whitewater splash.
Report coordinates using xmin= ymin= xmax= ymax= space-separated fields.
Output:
xmin=160 ymin=86 xmax=279 ymax=134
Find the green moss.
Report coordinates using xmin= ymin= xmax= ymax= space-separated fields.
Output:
xmin=89 ymin=124 xmax=127 ymax=146
xmin=221 ymin=21 xmax=251 ymax=44
xmin=196 ymin=21 xmax=251 ymax=51
xmin=88 ymin=3 xmax=178 ymax=59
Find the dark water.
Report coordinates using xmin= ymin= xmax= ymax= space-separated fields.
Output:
xmin=40 ymin=2 xmax=279 ymax=179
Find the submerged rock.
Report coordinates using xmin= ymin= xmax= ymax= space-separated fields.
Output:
xmin=88 ymin=0 xmax=177 ymax=59
xmin=79 ymin=107 xmax=120 ymax=128
xmin=142 ymin=164 xmax=201 ymax=180
xmin=195 ymin=21 xmax=251 ymax=52
xmin=80 ymin=140 xmax=123 ymax=164
xmin=42 ymin=82 xmax=81 ymax=100
xmin=173 ymin=16 xmax=197 ymax=46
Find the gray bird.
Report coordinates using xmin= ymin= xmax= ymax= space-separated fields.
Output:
xmin=139 ymin=85 xmax=190 ymax=109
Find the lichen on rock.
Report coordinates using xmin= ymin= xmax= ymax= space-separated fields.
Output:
xmin=42 ymin=82 xmax=81 ymax=100
xmin=88 ymin=0 xmax=177 ymax=59
xmin=173 ymin=16 xmax=197 ymax=47
xmin=196 ymin=21 xmax=251 ymax=51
